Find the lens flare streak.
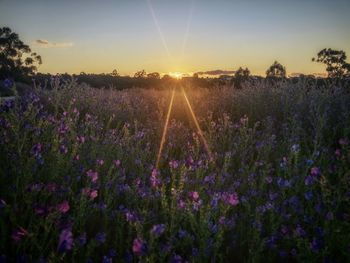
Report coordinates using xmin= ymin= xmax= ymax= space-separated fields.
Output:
xmin=156 ymin=88 xmax=175 ymax=168
xmin=181 ymin=87 xmax=212 ymax=160
xmin=146 ymin=0 xmax=172 ymax=59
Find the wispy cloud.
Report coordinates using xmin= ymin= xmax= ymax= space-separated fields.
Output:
xmin=34 ymin=39 xmax=73 ymax=48
xmin=196 ymin=70 xmax=236 ymax=76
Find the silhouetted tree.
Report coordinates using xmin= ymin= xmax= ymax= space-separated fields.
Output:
xmin=312 ymin=48 xmax=350 ymax=78
xmin=266 ymin=61 xmax=286 ymax=78
xmin=147 ymin=72 xmax=160 ymax=79
xmin=0 ymin=27 xmax=42 ymax=80
xmin=233 ymin=67 xmax=250 ymax=89
xmin=193 ymin=73 xmax=199 ymax=78
xmin=134 ymin=70 xmax=146 ymax=78
xmin=111 ymin=69 xmax=119 ymax=77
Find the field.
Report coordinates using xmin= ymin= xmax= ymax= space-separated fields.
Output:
xmin=1 ymin=78 xmax=350 ymax=262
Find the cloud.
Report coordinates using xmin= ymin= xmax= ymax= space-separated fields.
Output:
xmin=196 ymin=70 xmax=236 ymax=76
xmin=34 ymin=39 xmax=73 ymax=48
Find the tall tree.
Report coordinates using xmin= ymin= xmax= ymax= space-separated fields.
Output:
xmin=266 ymin=61 xmax=286 ymax=78
xmin=312 ymin=48 xmax=350 ymax=78
xmin=134 ymin=70 xmax=146 ymax=78
xmin=147 ymin=72 xmax=160 ymax=79
xmin=233 ymin=67 xmax=250 ymax=89
xmin=0 ymin=27 xmax=42 ymax=80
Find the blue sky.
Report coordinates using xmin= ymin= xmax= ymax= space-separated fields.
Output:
xmin=1 ymin=0 xmax=349 ymax=75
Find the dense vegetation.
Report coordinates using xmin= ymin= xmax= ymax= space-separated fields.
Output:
xmin=0 ymin=78 xmax=349 ymax=262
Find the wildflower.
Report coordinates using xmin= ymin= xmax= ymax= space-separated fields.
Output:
xmin=97 ymin=159 xmax=104 ymax=166
xmin=170 ymin=254 xmax=183 ymax=263
xmin=11 ymin=227 xmax=28 ymax=243
xmin=59 ymin=145 xmax=68 ymax=154
xmin=177 ymin=199 xmax=186 ymax=209
xmin=95 ymin=232 xmax=106 ymax=244
xmin=150 ymin=224 xmax=166 ymax=237
xmin=310 ymin=167 xmax=320 ymax=176
xmin=102 ymin=256 xmax=112 ymax=263
xmin=82 ymin=188 xmax=98 ymax=200
xmin=304 ymin=175 xmax=315 ymax=186
xmin=306 ymin=159 xmax=314 ymax=165
xmin=125 ymin=211 xmax=137 ymax=222
xmin=75 ymin=233 xmax=87 ymax=246
xmin=57 ymin=201 xmax=70 ymax=214
xmin=3 ymin=78 xmax=13 ymax=89
xmin=57 ymin=228 xmax=73 ymax=252
xmin=90 ymin=190 xmax=98 ymax=200
xmin=189 ymin=191 xmax=199 ymax=201
xmin=304 ymin=191 xmax=313 ymax=200
xmin=0 ymin=199 xmax=6 ymax=209
xmin=76 ymin=136 xmax=85 ymax=144
xmin=86 ymin=170 xmax=98 ymax=183
xmin=132 ymin=238 xmax=147 ymax=256
xmin=30 ymin=143 xmax=42 ymax=157
xmin=222 ymin=192 xmax=239 ymax=206
xmin=339 ymin=138 xmax=349 ymax=145
xmin=169 ymin=160 xmax=179 ymax=169
xmin=150 ymin=169 xmax=161 ymax=188
xmin=114 ymin=159 xmax=121 ymax=167
xmin=291 ymin=144 xmax=300 ymax=153
xmin=335 ymin=149 xmax=341 ymax=157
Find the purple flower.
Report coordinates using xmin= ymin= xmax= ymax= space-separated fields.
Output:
xmin=86 ymin=170 xmax=99 ymax=183
xmin=310 ymin=167 xmax=320 ymax=176
xmin=189 ymin=191 xmax=199 ymax=201
xmin=150 ymin=169 xmax=161 ymax=188
xmin=75 ymin=233 xmax=87 ymax=246
xmin=132 ymin=238 xmax=147 ymax=256
xmin=11 ymin=227 xmax=28 ymax=243
xmin=304 ymin=191 xmax=313 ymax=200
xmin=59 ymin=145 xmax=68 ymax=154
xmin=169 ymin=160 xmax=179 ymax=169
xmin=150 ymin=224 xmax=166 ymax=236
xmin=95 ymin=232 xmax=106 ymax=244
xmin=3 ymin=78 xmax=13 ymax=89
xmin=304 ymin=175 xmax=315 ymax=186
xmin=170 ymin=254 xmax=183 ymax=263
xmin=57 ymin=229 xmax=73 ymax=252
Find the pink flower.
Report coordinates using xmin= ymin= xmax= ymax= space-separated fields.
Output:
xmin=310 ymin=167 xmax=320 ymax=176
xmin=114 ymin=159 xmax=121 ymax=167
xmin=339 ymin=138 xmax=349 ymax=145
xmin=57 ymin=201 xmax=70 ymax=214
xmin=11 ymin=227 xmax=28 ymax=243
xmin=178 ymin=199 xmax=186 ymax=209
xmin=46 ymin=182 xmax=57 ymax=192
xmin=90 ymin=190 xmax=98 ymax=200
xmin=335 ymin=149 xmax=341 ymax=157
xmin=86 ymin=170 xmax=99 ymax=183
xmin=223 ymin=192 xmax=239 ymax=206
xmin=82 ymin=188 xmax=98 ymax=200
xmin=169 ymin=160 xmax=179 ymax=169
xmin=132 ymin=238 xmax=147 ymax=256
xmin=97 ymin=159 xmax=104 ymax=166
xmin=189 ymin=191 xmax=199 ymax=201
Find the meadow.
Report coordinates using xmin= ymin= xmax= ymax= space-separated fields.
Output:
xmin=0 ymin=77 xmax=350 ymax=262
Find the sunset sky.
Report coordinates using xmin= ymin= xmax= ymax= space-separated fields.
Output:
xmin=1 ymin=0 xmax=350 ymax=76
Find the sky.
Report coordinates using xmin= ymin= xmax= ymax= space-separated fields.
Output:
xmin=1 ymin=0 xmax=350 ymax=76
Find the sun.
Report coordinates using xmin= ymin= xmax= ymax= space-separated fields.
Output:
xmin=169 ymin=72 xmax=184 ymax=79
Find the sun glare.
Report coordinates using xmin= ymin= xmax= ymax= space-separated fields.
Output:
xmin=169 ymin=72 xmax=183 ymax=79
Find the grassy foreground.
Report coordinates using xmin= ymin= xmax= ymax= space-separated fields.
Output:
xmin=0 ymin=78 xmax=350 ymax=262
